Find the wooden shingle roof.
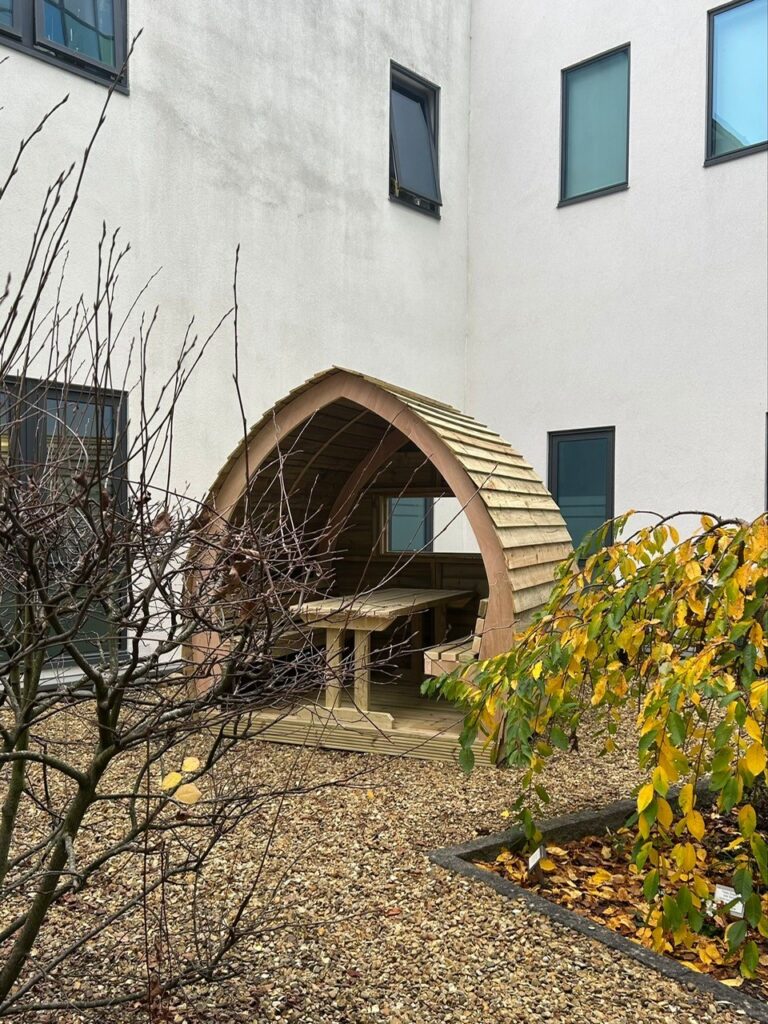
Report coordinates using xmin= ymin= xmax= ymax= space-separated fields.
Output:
xmin=208 ymin=367 xmax=571 ymax=653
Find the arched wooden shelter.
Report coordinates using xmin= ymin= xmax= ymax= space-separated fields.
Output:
xmin=207 ymin=367 xmax=571 ymax=759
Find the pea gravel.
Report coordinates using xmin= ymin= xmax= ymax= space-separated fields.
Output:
xmin=145 ymin=732 xmax=752 ymax=1024
xmin=9 ymin=723 xmax=758 ymax=1023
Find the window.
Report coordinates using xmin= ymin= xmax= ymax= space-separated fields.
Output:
xmin=548 ymin=428 xmax=615 ymax=552
xmin=560 ymin=45 xmax=630 ymax=205
xmin=0 ymin=0 xmax=127 ymax=88
xmin=707 ymin=0 xmax=768 ymax=162
xmin=389 ymin=63 xmax=441 ymax=216
xmin=1 ymin=379 xmax=127 ymax=661
xmin=383 ymin=496 xmax=480 ymax=555
xmin=386 ymin=497 xmax=433 ymax=552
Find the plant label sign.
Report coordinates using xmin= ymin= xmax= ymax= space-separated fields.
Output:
xmin=712 ymin=884 xmax=744 ymax=919
xmin=528 ymin=845 xmax=545 ymax=874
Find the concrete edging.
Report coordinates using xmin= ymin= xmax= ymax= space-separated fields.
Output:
xmin=430 ymin=796 xmax=768 ymax=1023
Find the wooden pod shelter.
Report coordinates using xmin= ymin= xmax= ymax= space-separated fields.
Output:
xmin=206 ymin=367 xmax=571 ymax=760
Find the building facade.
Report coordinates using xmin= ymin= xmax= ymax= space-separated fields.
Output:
xmin=0 ymin=0 xmax=766 ymax=550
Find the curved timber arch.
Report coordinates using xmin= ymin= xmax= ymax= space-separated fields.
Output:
xmin=206 ymin=368 xmax=571 ymax=659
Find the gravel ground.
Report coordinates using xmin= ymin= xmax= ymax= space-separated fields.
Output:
xmin=151 ymin=733 xmax=754 ymax=1024
xmin=6 ymin=724 xmax=760 ymax=1024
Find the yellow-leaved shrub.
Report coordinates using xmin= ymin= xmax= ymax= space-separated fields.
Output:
xmin=425 ymin=512 xmax=768 ymax=977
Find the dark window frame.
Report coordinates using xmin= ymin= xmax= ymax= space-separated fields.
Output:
xmin=1 ymin=375 xmax=129 ymax=664
xmin=558 ymin=43 xmax=631 ymax=208
xmin=548 ymin=426 xmax=616 ymax=548
xmin=0 ymin=0 xmax=128 ymax=92
xmin=389 ymin=61 xmax=442 ymax=218
xmin=705 ymin=0 xmax=768 ymax=166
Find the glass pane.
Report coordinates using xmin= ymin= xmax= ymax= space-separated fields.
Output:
xmin=44 ymin=394 xmax=119 ymax=660
xmin=391 ymin=85 xmax=439 ymax=202
xmin=431 ymin=496 xmax=480 ymax=554
xmin=563 ymin=49 xmax=629 ymax=200
xmin=556 ymin=436 xmax=611 ymax=550
xmin=711 ymin=0 xmax=768 ymax=156
xmin=0 ymin=2 xmax=13 ymax=27
xmin=387 ymin=497 xmax=432 ymax=552
xmin=45 ymin=396 xmax=116 ymax=499
xmin=42 ymin=0 xmax=117 ymax=66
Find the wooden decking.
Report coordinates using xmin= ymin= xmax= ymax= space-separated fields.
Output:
xmin=237 ymin=678 xmax=490 ymax=764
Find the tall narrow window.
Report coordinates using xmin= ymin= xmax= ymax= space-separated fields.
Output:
xmin=386 ymin=497 xmax=434 ymax=553
xmin=560 ymin=46 xmax=630 ymax=204
xmin=707 ymin=0 xmax=768 ymax=162
xmin=548 ymin=429 xmax=615 ymax=551
xmin=0 ymin=379 xmax=127 ymax=662
xmin=0 ymin=0 xmax=127 ymax=86
xmin=390 ymin=63 xmax=441 ymax=216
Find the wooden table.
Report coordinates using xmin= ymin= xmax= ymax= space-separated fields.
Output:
xmin=292 ymin=588 xmax=472 ymax=712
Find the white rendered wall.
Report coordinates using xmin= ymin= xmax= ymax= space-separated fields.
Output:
xmin=0 ymin=0 xmax=472 ymax=497
xmin=467 ymin=0 xmax=768 ymax=521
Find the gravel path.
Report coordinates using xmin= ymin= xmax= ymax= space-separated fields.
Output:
xmin=8 ymin=721 xmax=759 ymax=1024
xmin=156 ymin=734 xmax=753 ymax=1024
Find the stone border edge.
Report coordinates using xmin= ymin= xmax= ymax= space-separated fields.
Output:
xmin=429 ymin=796 xmax=768 ymax=1023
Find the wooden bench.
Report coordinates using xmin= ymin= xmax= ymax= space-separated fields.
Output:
xmin=423 ymin=599 xmax=487 ymax=677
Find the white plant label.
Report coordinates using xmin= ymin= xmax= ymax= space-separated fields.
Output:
xmin=712 ymin=884 xmax=744 ymax=919
xmin=528 ymin=845 xmax=545 ymax=872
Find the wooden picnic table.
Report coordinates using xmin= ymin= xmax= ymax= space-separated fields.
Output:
xmin=292 ymin=587 xmax=473 ymax=712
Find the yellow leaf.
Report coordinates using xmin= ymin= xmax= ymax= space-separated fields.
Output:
xmin=174 ymin=783 xmax=202 ymax=805
xmin=744 ymin=743 xmax=767 ymax=777
xmin=657 ymin=797 xmax=673 ymax=830
xmin=637 ymin=783 xmax=654 ymax=813
xmin=679 ymin=783 xmax=694 ymax=815
xmin=540 ymin=858 xmax=557 ymax=872
xmin=684 ymin=561 xmax=702 ymax=582
xmin=721 ymin=977 xmax=744 ymax=988
xmin=669 ymin=525 xmax=680 ymax=544
xmin=745 ymin=717 xmax=763 ymax=743
xmin=673 ymin=843 xmax=697 ymax=873
xmin=182 ymin=757 xmax=200 ymax=773
xmin=531 ymin=661 xmax=543 ymax=680
xmin=589 ymin=868 xmax=613 ymax=887
xmin=591 ymin=677 xmax=607 ymax=706
xmin=692 ymin=875 xmax=709 ymax=899
xmin=161 ymin=771 xmax=182 ymax=791
xmin=366 ymin=789 xmax=376 ymax=800
xmin=738 ymin=804 xmax=757 ymax=838
xmin=686 ymin=810 xmax=705 ymax=841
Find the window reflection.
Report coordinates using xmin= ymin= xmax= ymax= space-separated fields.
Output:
xmin=42 ymin=0 xmax=116 ymax=66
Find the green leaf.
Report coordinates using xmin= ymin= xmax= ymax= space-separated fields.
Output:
xmin=721 ymin=775 xmax=739 ymax=813
xmin=750 ymin=832 xmax=768 ymax=884
xmin=718 ymin=553 xmax=739 ymax=580
xmin=744 ymin=893 xmax=762 ymax=928
xmin=534 ymin=784 xmax=550 ymax=804
xmin=458 ymin=745 xmax=475 ymax=775
xmin=676 ymin=886 xmax=692 ymax=915
xmin=663 ymin=894 xmax=683 ymax=931
xmin=741 ymin=643 xmax=757 ymax=685
xmin=725 ymin=919 xmax=747 ymax=953
xmin=732 ymin=866 xmax=753 ymax=902
xmin=688 ymin=908 xmax=704 ymax=933
xmin=643 ymin=869 xmax=660 ymax=901
xmin=741 ymin=939 xmax=759 ymax=979
xmin=550 ymin=726 xmax=569 ymax=751
xmin=667 ymin=711 xmax=686 ymax=748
